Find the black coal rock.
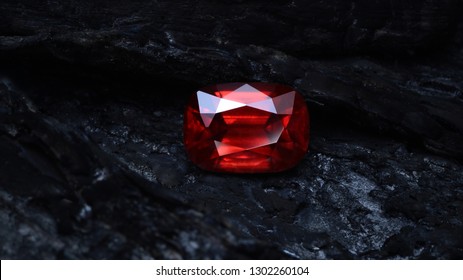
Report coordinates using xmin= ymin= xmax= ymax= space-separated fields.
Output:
xmin=1 ymin=0 xmax=463 ymax=259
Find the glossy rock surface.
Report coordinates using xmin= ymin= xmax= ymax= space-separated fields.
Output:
xmin=184 ymin=83 xmax=309 ymax=173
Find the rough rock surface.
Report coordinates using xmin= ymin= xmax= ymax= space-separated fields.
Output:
xmin=1 ymin=0 xmax=463 ymax=259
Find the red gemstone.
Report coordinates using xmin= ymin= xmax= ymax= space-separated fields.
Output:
xmin=183 ymin=82 xmax=310 ymax=173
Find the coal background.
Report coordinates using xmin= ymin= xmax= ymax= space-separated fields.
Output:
xmin=1 ymin=0 xmax=463 ymax=259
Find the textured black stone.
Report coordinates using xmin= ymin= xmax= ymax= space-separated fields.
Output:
xmin=1 ymin=0 xmax=463 ymax=259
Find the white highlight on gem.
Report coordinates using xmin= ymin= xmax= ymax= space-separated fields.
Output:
xmin=216 ymin=98 xmax=245 ymax=113
xmin=197 ymin=91 xmax=221 ymax=113
xmin=273 ymin=91 xmax=295 ymax=114
xmin=197 ymin=84 xmax=295 ymax=127
xmin=248 ymin=98 xmax=277 ymax=113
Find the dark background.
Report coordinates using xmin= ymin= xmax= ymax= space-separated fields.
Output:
xmin=1 ymin=0 xmax=462 ymax=259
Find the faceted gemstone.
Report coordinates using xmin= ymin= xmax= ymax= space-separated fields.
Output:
xmin=183 ymin=82 xmax=310 ymax=173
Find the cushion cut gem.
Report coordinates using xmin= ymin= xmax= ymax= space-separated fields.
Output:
xmin=184 ymin=82 xmax=310 ymax=173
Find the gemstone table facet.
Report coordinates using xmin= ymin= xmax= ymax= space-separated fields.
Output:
xmin=184 ymin=82 xmax=310 ymax=173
